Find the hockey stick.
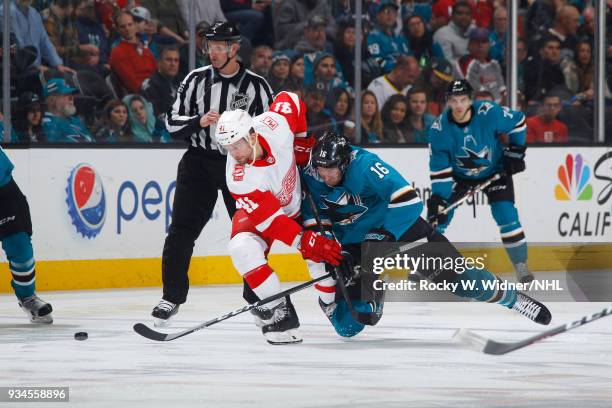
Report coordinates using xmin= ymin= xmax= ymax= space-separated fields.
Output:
xmin=454 ymin=305 xmax=612 ymax=355
xmin=133 ymin=273 xmax=332 ymax=342
xmin=300 ymin=175 xmax=384 ymax=326
xmin=428 ymin=173 xmax=502 ymax=225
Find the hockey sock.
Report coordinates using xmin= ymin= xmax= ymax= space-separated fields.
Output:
xmin=3 ymin=232 xmax=36 ymax=299
xmin=307 ymin=260 xmax=336 ymax=304
xmin=451 ymin=267 xmax=517 ymax=307
xmin=243 ymin=264 xmax=282 ymax=309
xmin=491 ymin=201 xmax=527 ymax=264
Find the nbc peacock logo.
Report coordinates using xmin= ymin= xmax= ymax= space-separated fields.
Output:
xmin=555 ymin=154 xmax=593 ymax=201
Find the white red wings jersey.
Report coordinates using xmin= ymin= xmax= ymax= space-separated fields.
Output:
xmin=269 ymin=91 xmax=314 ymax=166
xmin=269 ymin=91 xmax=307 ymax=137
xmin=226 ymin=111 xmax=302 ymax=246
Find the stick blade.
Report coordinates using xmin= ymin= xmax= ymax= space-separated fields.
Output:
xmin=453 ymin=328 xmax=514 ymax=355
xmin=133 ymin=323 xmax=170 ymax=341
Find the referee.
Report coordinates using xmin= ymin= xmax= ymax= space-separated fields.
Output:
xmin=152 ymin=21 xmax=274 ymax=326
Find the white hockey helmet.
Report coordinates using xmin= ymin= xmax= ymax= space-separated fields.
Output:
xmin=215 ymin=109 xmax=254 ymax=146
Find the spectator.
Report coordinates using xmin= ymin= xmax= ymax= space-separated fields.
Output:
xmin=361 ymin=89 xmax=383 ymax=144
xmin=140 ymin=0 xmax=187 ymax=44
xmin=333 ymin=18 xmax=369 ymax=88
xmin=547 ymin=5 xmax=580 ymax=60
xmin=526 ymin=93 xmax=568 ymax=143
xmin=95 ymin=0 xmax=137 ymax=31
xmin=13 ymin=91 xmax=43 ymax=142
xmin=288 ymin=53 xmax=304 ymax=89
xmin=474 ymin=90 xmax=495 ymax=101
xmin=0 ymin=111 xmax=18 ymax=142
xmin=403 ymin=14 xmax=444 ymax=69
xmin=524 ymin=36 xmax=566 ymax=104
xmin=577 ymin=6 xmax=594 ymax=45
xmin=368 ymin=55 xmax=420 ymax=111
xmin=311 ymin=52 xmax=350 ymax=94
xmin=221 ymin=0 xmax=269 ymax=45
xmin=274 ymin=0 xmax=336 ymax=50
xmin=176 ymin=0 xmax=225 ymax=31
xmin=109 ymin=11 xmax=157 ymax=93
xmin=517 ymin=38 xmax=528 ymax=93
xmin=381 ymin=94 xmax=410 ymax=143
xmin=366 ymin=0 xmax=411 ymax=74
xmin=131 ymin=6 xmax=177 ymax=60
xmin=178 ymin=21 xmax=209 ymax=81
xmin=488 ymin=6 xmax=507 ymax=67
xmin=141 ymin=46 xmax=180 ymax=118
xmin=41 ymin=0 xmax=82 ymax=65
xmin=431 ymin=0 xmax=493 ymax=29
xmin=433 ymin=1 xmax=473 ymax=63
xmin=0 ymin=0 xmax=73 ymax=74
xmin=415 ymin=57 xmax=454 ymax=116
xmin=304 ymin=81 xmax=334 ymax=139
xmin=406 ymin=86 xmax=434 ymax=144
xmin=249 ymin=45 xmax=273 ymax=77
xmin=41 ymin=78 xmax=93 ymax=142
xmin=526 ymin=0 xmax=559 ymax=46
xmin=267 ymin=51 xmax=291 ymax=93
xmin=122 ymin=94 xmax=170 ymax=143
xmin=455 ymin=27 xmax=506 ymax=103
xmin=562 ymin=40 xmax=594 ymax=104
xmin=295 ymin=15 xmax=333 ymax=54
xmin=324 ymin=87 xmax=353 ymax=139
xmin=74 ymin=0 xmax=110 ymax=66
xmin=95 ymin=99 xmax=133 ymax=142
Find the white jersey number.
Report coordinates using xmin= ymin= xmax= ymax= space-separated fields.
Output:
xmin=237 ymin=197 xmax=260 ymax=213
xmin=370 ymin=162 xmax=389 ymax=179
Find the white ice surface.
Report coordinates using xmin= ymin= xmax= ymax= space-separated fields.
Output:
xmin=1 ymin=283 xmax=611 ymax=408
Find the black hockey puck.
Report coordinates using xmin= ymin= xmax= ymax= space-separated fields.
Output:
xmin=74 ymin=332 xmax=88 ymax=341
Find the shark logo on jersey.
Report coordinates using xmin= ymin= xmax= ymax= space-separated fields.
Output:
xmin=478 ymin=101 xmax=494 ymax=115
xmin=321 ymin=191 xmax=368 ymax=225
xmin=456 ymin=136 xmax=491 ymax=176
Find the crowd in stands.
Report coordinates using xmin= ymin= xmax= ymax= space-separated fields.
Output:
xmin=0 ymin=0 xmax=611 ymax=144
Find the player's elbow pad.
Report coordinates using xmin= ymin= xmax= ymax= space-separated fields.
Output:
xmin=261 ymin=214 xmax=303 ymax=247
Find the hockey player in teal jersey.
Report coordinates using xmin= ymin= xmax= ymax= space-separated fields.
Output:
xmin=301 ymin=131 xmax=550 ymax=338
xmin=0 ymin=148 xmax=53 ymax=323
xmin=427 ymin=79 xmax=533 ymax=283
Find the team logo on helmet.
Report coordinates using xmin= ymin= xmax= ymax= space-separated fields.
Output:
xmin=230 ymin=92 xmax=249 ymax=110
xmin=66 ymin=163 xmax=106 ymax=238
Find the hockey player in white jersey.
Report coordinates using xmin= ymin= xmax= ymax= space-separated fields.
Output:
xmin=215 ymin=108 xmax=343 ymax=344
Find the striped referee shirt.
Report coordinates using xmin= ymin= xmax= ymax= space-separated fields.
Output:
xmin=166 ymin=63 xmax=274 ymax=151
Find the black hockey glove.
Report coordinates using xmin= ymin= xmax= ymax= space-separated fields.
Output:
xmin=427 ymin=194 xmax=449 ymax=226
xmin=503 ymin=144 xmax=526 ymax=175
xmin=364 ymin=228 xmax=395 ymax=242
xmin=336 ymin=250 xmax=361 ymax=285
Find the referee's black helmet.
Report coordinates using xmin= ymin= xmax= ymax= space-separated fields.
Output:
xmin=204 ymin=21 xmax=242 ymax=43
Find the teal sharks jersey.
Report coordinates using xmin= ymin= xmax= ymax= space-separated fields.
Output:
xmin=427 ymin=100 xmax=526 ymax=199
xmin=302 ymin=146 xmax=423 ymax=244
xmin=0 ymin=146 xmax=14 ymax=187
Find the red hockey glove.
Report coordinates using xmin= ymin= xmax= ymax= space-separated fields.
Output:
xmin=298 ymin=230 xmax=343 ymax=266
xmin=294 ymin=135 xmax=315 ymax=167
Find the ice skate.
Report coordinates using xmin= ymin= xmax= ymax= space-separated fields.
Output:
xmin=259 ymin=297 xmax=302 ymax=345
xmin=511 ymin=292 xmax=551 ymax=325
xmin=151 ymin=300 xmax=179 ymax=327
xmin=19 ymin=294 xmax=53 ymax=324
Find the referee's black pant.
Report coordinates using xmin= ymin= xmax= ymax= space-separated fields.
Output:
xmin=162 ymin=148 xmax=236 ymax=304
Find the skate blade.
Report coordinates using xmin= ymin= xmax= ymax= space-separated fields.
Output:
xmin=30 ymin=315 xmax=53 ymax=324
xmin=153 ymin=317 xmax=172 ymax=328
xmin=264 ymin=329 xmax=303 ymax=345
